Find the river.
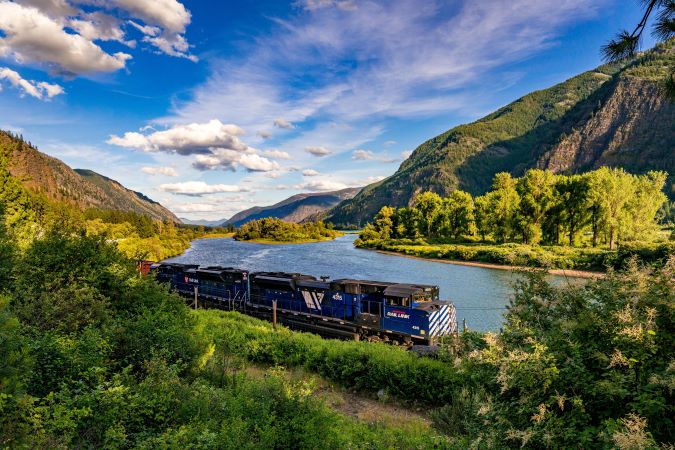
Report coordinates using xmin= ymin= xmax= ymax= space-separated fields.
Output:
xmin=165 ymin=234 xmax=580 ymax=331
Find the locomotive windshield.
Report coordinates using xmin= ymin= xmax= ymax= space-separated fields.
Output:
xmin=413 ymin=286 xmax=439 ymax=302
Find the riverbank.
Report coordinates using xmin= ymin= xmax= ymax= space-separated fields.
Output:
xmin=373 ymin=249 xmax=604 ymax=278
xmin=356 ymin=239 xmax=674 ymax=274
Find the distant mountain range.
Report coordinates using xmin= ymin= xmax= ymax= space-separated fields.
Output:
xmin=224 ymin=187 xmax=361 ymax=227
xmin=327 ymin=40 xmax=675 ymax=226
xmin=179 ymin=217 xmax=229 ymax=227
xmin=0 ymin=131 xmax=179 ymax=222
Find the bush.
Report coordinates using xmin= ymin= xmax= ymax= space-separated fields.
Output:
xmin=234 ymin=217 xmax=342 ymax=242
xmin=194 ymin=310 xmax=465 ymax=406
xmin=356 ymin=238 xmax=674 ymax=271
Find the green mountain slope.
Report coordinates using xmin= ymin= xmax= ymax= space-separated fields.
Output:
xmin=0 ymin=131 xmax=179 ymax=222
xmin=225 ymin=187 xmax=361 ymax=227
xmin=328 ymin=40 xmax=675 ymax=226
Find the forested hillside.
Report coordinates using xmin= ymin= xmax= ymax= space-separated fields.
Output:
xmin=225 ymin=188 xmax=361 ymax=227
xmin=328 ymin=40 xmax=675 ymax=226
xmin=0 ymin=132 xmax=222 ymax=259
xmin=0 ymin=131 xmax=179 ymax=222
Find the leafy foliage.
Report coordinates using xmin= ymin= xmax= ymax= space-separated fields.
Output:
xmin=0 ymin=210 xmax=446 ymax=448
xmin=234 ymin=217 xmax=342 ymax=243
xmin=358 ymin=168 xmax=669 ymax=259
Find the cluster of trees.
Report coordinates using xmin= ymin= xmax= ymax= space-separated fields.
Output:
xmin=360 ymin=168 xmax=668 ymax=249
xmin=84 ymin=209 xmax=230 ymax=261
xmin=0 ymin=153 xmax=223 ymax=262
xmin=234 ymin=217 xmax=341 ymax=242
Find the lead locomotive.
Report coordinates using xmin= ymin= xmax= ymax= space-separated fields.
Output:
xmin=151 ymin=263 xmax=457 ymax=345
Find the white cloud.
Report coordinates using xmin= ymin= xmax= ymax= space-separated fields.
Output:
xmin=383 ymin=140 xmax=396 ymax=147
xmin=296 ymin=0 xmax=358 ymax=11
xmin=0 ymin=2 xmax=132 ymax=75
xmin=363 ymin=175 xmax=385 ymax=184
xmin=351 ymin=149 xmax=397 ymax=163
xmin=193 ymin=149 xmax=279 ymax=172
xmin=305 ymin=146 xmax=331 ymax=157
xmin=273 ymin=118 xmax=295 ymax=129
xmin=351 ymin=149 xmax=374 ymax=160
xmin=18 ymin=0 xmax=75 ymax=17
xmin=0 ymin=67 xmax=64 ymax=99
xmin=108 ymin=119 xmax=280 ymax=173
xmin=400 ymin=150 xmax=412 ymax=160
xmin=302 ymin=169 xmax=320 ymax=176
xmin=159 ymin=181 xmax=249 ymax=196
xmin=263 ymin=149 xmax=291 ymax=160
xmin=106 ymin=0 xmax=196 ymax=60
xmin=0 ymin=0 xmax=195 ymax=79
xmin=128 ymin=20 xmax=160 ymax=37
xmin=257 ymin=130 xmax=272 ymax=139
xmin=68 ymin=12 xmax=131 ymax=45
xmin=113 ymin=0 xmax=191 ymax=34
xmin=108 ymin=119 xmax=249 ymax=154
xmin=294 ymin=179 xmax=349 ymax=192
xmin=165 ymin=195 xmax=252 ymax=219
xmin=141 ymin=166 xmax=178 ymax=176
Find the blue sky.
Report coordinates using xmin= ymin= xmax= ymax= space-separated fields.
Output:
xmin=0 ymin=0 xmax=656 ymax=220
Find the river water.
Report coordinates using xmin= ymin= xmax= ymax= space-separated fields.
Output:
xmin=165 ymin=234 xmax=578 ymax=331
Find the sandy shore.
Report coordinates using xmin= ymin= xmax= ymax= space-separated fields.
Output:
xmin=373 ymin=249 xmax=605 ymax=279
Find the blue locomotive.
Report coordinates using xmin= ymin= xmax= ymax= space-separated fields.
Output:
xmin=151 ymin=263 xmax=457 ymax=345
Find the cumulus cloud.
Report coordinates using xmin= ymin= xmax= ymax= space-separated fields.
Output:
xmin=0 ymin=2 xmax=132 ymax=75
xmin=69 ymin=12 xmax=132 ymax=45
xmin=193 ymin=149 xmax=279 ymax=172
xmin=141 ymin=166 xmax=178 ymax=176
xmin=293 ymin=179 xmax=350 ymax=191
xmin=305 ymin=146 xmax=331 ymax=157
xmin=302 ymin=169 xmax=320 ymax=176
xmin=263 ymin=149 xmax=291 ymax=160
xmin=109 ymin=119 xmax=281 ymax=172
xmin=0 ymin=0 xmax=195 ymax=79
xmin=159 ymin=181 xmax=249 ymax=196
xmin=257 ymin=130 xmax=272 ymax=139
xmin=400 ymin=150 xmax=412 ymax=160
xmin=101 ymin=0 xmax=196 ymax=60
xmin=114 ymin=0 xmax=191 ymax=34
xmin=0 ymin=67 xmax=64 ymax=99
xmin=273 ymin=118 xmax=295 ymax=129
xmin=107 ymin=119 xmax=248 ymax=155
xmin=351 ymin=149 xmax=397 ymax=163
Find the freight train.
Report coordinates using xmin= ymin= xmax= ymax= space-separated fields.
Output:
xmin=151 ymin=263 xmax=457 ymax=345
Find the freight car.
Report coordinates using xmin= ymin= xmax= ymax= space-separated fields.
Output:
xmin=151 ymin=263 xmax=457 ymax=345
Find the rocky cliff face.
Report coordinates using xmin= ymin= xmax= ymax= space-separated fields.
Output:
xmin=327 ymin=40 xmax=675 ymax=226
xmin=538 ymin=77 xmax=674 ymax=177
xmin=0 ymin=131 xmax=179 ymax=222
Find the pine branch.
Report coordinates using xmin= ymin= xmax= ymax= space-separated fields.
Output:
xmin=602 ymin=0 xmax=659 ymax=61
xmin=653 ymin=1 xmax=675 ymax=40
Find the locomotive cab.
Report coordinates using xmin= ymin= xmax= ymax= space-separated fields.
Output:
xmin=381 ymin=284 xmax=455 ymax=341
